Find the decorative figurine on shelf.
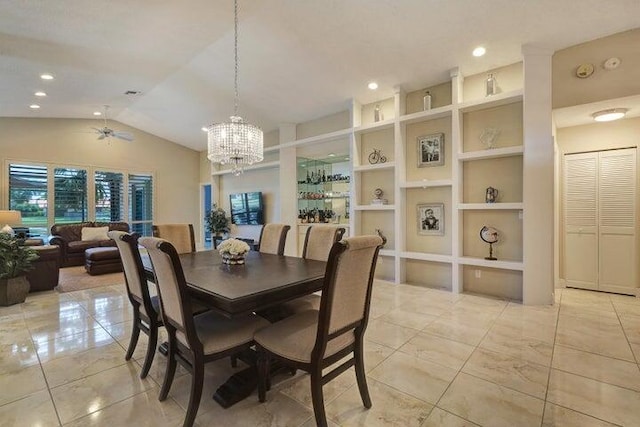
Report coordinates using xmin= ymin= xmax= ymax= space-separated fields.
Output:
xmin=486 ymin=73 xmax=497 ymax=96
xmin=480 ymin=226 xmax=499 ymax=260
xmin=368 ymin=148 xmax=387 ymax=164
xmin=423 ymin=90 xmax=432 ymax=111
xmin=479 ymin=127 xmax=500 ymax=149
xmin=485 ymin=187 xmax=499 ymax=203
xmin=371 ymin=188 xmax=388 ymax=205
xmin=374 ymin=104 xmax=383 ymax=122
xmin=375 ymin=229 xmax=387 ymax=247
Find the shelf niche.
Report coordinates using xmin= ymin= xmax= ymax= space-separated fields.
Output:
xmin=357 ymin=127 xmax=394 ymax=166
xmin=357 ymin=168 xmax=395 ymax=205
xmin=462 ymin=156 xmax=523 ymax=203
xmin=360 ymin=98 xmax=395 ymax=126
xmin=405 ymin=259 xmax=452 ymax=292
xmin=462 ymin=210 xmax=523 ymax=262
xmin=405 ymin=81 xmax=452 ymax=115
xmin=404 ymin=187 xmax=452 ymax=256
xmin=463 ymin=266 xmax=523 ymax=301
xmin=463 ymin=101 xmax=523 ymax=153
xmin=358 ymin=210 xmax=395 ymax=251
xmin=405 ymin=115 xmax=452 ymax=182
xmin=462 ymin=62 xmax=523 ymax=104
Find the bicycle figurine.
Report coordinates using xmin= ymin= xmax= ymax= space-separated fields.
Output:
xmin=368 ymin=148 xmax=387 ymax=164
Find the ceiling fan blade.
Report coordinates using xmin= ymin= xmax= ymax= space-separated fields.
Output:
xmin=97 ymin=134 xmax=107 ymax=140
xmin=113 ymin=131 xmax=134 ymax=142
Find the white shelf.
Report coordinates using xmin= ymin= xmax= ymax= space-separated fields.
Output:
xmin=458 ymin=203 xmax=523 ymax=210
xmin=379 ymin=249 xmax=396 ymax=257
xmin=458 ymin=257 xmax=524 ymax=271
xmin=458 ymin=145 xmax=524 ymax=161
xmin=401 ymin=179 xmax=452 ymax=189
xmin=353 ymin=162 xmax=396 ymax=172
xmin=264 ymin=128 xmax=352 ymax=153
xmin=353 ymin=118 xmax=395 ymax=134
xmin=400 ymin=251 xmax=453 ymax=263
xmin=458 ymin=89 xmax=524 ymax=113
xmin=354 ymin=204 xmax=396 ymax=211
xmin=211 ymin=160 xmax=280 ymax=176
xmin=297 ymin=223 xmax=349 ymax=228
xmin=399 ymin=105 xmax=453 ymax=125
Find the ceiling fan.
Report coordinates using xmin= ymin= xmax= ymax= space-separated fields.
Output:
xmin=92 ymin=105 xmax=134 ymax=142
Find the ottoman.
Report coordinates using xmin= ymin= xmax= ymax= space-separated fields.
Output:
xmin=26 ymin=246 xmax=60 ymax=292
xmin=85 ymin=247 xmax=123 ymax=276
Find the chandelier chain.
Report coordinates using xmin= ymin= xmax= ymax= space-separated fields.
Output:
xmin=234 ymin=0 xmax=239 ymax=117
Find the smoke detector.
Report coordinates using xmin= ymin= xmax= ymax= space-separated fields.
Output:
xmin=603 ymin=57 xmax=621 ymax=70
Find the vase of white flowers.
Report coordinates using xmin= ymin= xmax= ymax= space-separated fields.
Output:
xmin=218 ymin=238 xmax=250 ymax=265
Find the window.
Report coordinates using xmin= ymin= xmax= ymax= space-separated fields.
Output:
xmin=95 ymin=171 xmax=124 ymax=222
xmin=8 ymin=164 xmax=48 ymax=237
xmin=54 ymin=167 xmax=88 ymax=224
xmin=129 ymin=173 xmax=153 ymax=236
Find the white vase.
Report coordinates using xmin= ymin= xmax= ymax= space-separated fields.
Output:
xmin=221 ymin=253 xmax=246 ymax=265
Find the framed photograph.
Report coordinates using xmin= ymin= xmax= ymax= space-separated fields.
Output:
xmin=417 ymin=203 xmax=444 ymax=236
xmin=417 ymin=133 xmax=444 ymax=167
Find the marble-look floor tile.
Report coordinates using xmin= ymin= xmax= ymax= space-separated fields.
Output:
xmin=421 ymin=407 xmax=479 ymax=427
xmin=379 ymin=309 xmax=438 ymax=330
xmin=91 ymin=305 xmax=134 ymax=327
xmin=369 ymin=351 xmax=457 ymax=404
xmin=479 ymin=327 xmax=554 ymax=367
xmin=0 ymin=364 xmax=48 ymax=406
xmin=64 ymin=387 xmax=185 ymax=427
xmin=422 ymin=318 xmax=491 ymax=346
xmin=78 ymin=294 xmax=128 ymax=315
xmin=0 ymin=389 xmax=59 ymax=427
xmin=368 ymin=297 xmax=396 ymax=319
xmin=490 ymin=317 xmax=557 ymax=345
xmin=278 ymin=368 xmax=356 ymax=409
xmin=398 ymin=333 xmax=474 ymax=371
xmin=325 ymin=378 xmax=433 ymax=427
xmin=462 ymin=347 xmax=550 ymax=399
xmin=0 ymin=340 xmax=39 ymax=374
xmin=397 ymin=300 xmax=451 ymax=317
xmin=547 ymin=369 xmax=640 ymax=426
xmin=438 ymin=373 xmax=544 ymax=427
xmin=26 ymin=311 xmax=102 ymax=342
xmin=618 ymin=313 xmax=640 ymax=344
xmin=552 ymin=344 xmax=640 ymax=392
xmin=34 ymin=327 xmax=115 ymax=363
xmin=555 ymin=315 xmax=634 ymax=361
xmin=542 ymin=402 xmax=618 ymax=427
xmin=363 ymin=340 xmax=394 ymax=372
xmin=366 ymin=319 xmax=418 ymax=349
xmin=50 ymin=363 xmax=154 ymax=424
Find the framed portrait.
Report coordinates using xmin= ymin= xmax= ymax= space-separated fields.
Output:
xmin=417 ymin=203 xmax=444 ymax=236
xmin=417 ymin=133 xmax=444 ymax=167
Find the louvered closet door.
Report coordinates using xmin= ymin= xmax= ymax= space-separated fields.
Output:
xmin=564 ymin=153 xmax=598 ymax=290
xmin=598 ymin=148 xmax=636 ymax=294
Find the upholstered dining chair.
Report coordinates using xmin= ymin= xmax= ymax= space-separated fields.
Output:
xmin=139 ymin=236 xmax=269 ymax=427
xmin=280 ymin=226 xmax=346 ymax=315
xmin=257 ymin=223 xmax=290 ymax=255
xmin=152 ymin=224 xmax=196 ymax=254
xmin=255 ymin=235 xmax=383 ymax=427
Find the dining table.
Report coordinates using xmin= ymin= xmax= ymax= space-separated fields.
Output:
xmin=141 ymin=249 xmax=327 ymax=407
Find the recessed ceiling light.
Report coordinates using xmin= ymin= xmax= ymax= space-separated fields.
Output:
xmin=29 ymin=104 xmax=40 ymax=109
xmin=345 ymin=156 xmax=350 ymax=161
xmin=328 ymin=153 xmax=336 ymax=157
xmin=93 ymin=111 xmax=102 ymax=116
xmin=201 ymin=127 xmax=209 ymax=132
xmin=472 ymin=47 xmax=486 ymax=57
xmin=592 ymin=108 xmax=628 ymax=122
xmin=368 ymin=82 xmax=378 ymax=90
xmin=34 ymin=91 xmax=47 ymax=97
xmin=40 ymin=73 xmax=54 ymax=80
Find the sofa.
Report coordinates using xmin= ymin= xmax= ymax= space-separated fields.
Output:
xmin=49 ymin=222 xmax=129 ymax=267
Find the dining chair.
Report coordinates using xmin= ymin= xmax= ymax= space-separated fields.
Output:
xmin=139 ymin=236 xmax=270 ymax=427
xmin=257 ymin=223 xmax=290 ymax=255
xmin=255 ymin=235 xmax=384 ymax=427
xmin=280 ymin=226 xmax=346 ymax=315
xmin=152 ymin=224 xmax=196 ymax=254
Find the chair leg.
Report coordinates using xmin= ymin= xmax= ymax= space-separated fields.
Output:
xmin=125 ymin=316 xmax=140 ymax=361
xmin=257 ymin=347 xmax=269 ymax=402
xmin=184 ymin=361 xmax=204 ymax=427
xmin=140 ymin=323 xmax=158 ymax=379
xmin=354 ymin=340 xmax=372 ymax=408
xmin=158 ymin=340 xmax=177 ymax=401
xmin=310 ymin=368 xmax=328 ymax=427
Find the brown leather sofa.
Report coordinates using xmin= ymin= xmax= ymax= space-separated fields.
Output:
xmin=49 ymin=222 xmax=129 ymax=267
xmin=26 ymin=246 xmax=60 ymax=292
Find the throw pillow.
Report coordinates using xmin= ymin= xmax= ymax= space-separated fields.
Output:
xmin=81 ymin=226 xmax=110 ymax=242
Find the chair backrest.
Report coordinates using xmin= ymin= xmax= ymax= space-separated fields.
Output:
xmin=152 ymin=224 xmax=196 ymax=255
xmin=313 ymin=235 xmax=383 ymax=358
xmin=139 ymin=236 xmax=199 ymax=351
xmin=108 ymin=230 xmax=155 ymax=318
xmin=302 ymin=226 xmax=346 ymax=262
xmin=258 ymin=223 xmax=290 ymax=255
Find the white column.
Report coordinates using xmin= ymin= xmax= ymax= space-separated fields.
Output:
xmin=522 ymin=44 xmax=555 ymax=305
xmin=279 ymin=124 xmax=298 ymax=256
xmin=450 ymin=67 xmax=463 ymax=293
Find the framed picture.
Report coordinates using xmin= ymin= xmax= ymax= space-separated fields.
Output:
xmin=417 ymin=133 xmax=444 ymax=167
xmin=417 ymin=203 xmax=444 ymax=236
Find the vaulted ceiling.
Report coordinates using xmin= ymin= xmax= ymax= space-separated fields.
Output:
xmin=1 ymin=0 xmax=639 ymax=150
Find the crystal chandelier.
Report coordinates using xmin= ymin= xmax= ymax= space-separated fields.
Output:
xmin=207 ymin=0 xmax=263 ymax=176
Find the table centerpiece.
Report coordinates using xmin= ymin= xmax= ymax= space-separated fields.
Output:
xmin=218 ymin=238 xmax=250 ymax=265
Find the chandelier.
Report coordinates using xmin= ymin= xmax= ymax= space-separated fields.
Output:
xmin=207 ymin=0 xmax=263 ymax=176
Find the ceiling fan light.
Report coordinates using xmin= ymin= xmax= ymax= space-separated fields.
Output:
xmin=592 ymin=108 xmax=628 ymax=122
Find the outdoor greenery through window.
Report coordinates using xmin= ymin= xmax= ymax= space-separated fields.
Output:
xmin=128 ymin=173 xmax=153 ymax=236
xmin=54 ymin=167 xmax=88 ymax=224
xmin=95 ymin=171 xmax=124 ymax=222
xmin=8 ymin=164 xmax=48 ymax=237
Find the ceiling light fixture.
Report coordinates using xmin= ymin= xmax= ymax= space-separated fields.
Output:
xmin=93 ymin=111 xmax=102 ymax=116
xmin=472 ymin=47 xmax=486 ymax=57
xmin=592 ymin=108 xmax=628 ymax=122
xmin=368 ymin=82 xmax=378 ymax=90
xmin=207 ymin=0 xmax=263 ymax=176
xmin=201 ymin=127 xmax=208 ymax=132
xmin=34 ymin=91 xmax=47 ymax=97
xmin=29 ymin=104 xmax=40 ymax=109
xmin=40 ymin=73 xmax=54 ymax=80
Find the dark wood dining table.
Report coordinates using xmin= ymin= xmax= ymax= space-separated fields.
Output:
xmin=141 ymin=249 xmax=327 ymax=407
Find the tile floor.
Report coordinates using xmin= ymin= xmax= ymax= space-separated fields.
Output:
xmin=1 ymin=281 xmax=640 ymax=426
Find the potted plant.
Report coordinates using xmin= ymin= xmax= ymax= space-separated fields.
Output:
xmin=0 ymin=233 xmax=39 ymax=306
xmin=205 ymin=204 xmax=230 ymax=249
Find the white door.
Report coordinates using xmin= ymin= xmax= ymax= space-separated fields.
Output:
xmin=564 ymin=148 xmax=637 ymax=294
